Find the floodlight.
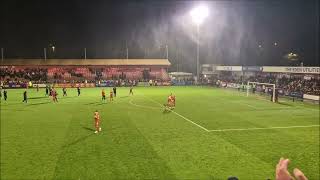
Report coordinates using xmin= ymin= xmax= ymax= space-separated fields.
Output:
xmin=190 ymin=5 xmax=209 ymax=25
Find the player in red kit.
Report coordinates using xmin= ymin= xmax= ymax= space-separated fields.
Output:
xmin=168 ymin=93 xmax=175 ymax=109
xmin=172 ymin=94 xmax=176 ymax=107
xmin=52 ymin=88 xmax=58 ymax=102
xmin=164 ymin=93 xmax=175 ymax=110
xmin=167 ymin=95 xmax=172 ymax=104
xmin=94 ymin=110 xmax=101 ymax=134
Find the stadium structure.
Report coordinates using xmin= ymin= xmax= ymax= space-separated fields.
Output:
xmin=201 ymin=64 xmax=320 ymax=102
xmin=0 ymin=58 xmax=171 ymax=88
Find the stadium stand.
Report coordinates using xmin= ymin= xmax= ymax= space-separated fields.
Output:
xmin=0 ymin=59 xmax=171 ymax=85
xmin=211 ymin=74 xmax=319 ymax=96
xmin=201 ymin=65 xmax=320 ymax=97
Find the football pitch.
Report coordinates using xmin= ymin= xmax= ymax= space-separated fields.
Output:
xmin=1 ymin=86 xmax=319 ymax=180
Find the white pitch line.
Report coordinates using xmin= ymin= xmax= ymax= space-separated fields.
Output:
xmin=169 ymin=110 xmax=210 ymax=132
xmin=241 ymin=102 xmax=259 ymax=109
xmin=208 ymin=125 xmax=320 ymax=132
xmin=142 ymin=94 xmax=210 ymax=132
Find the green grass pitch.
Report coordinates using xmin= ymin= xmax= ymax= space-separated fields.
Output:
xmin=1 ymin=86 xmax=319 ymax=180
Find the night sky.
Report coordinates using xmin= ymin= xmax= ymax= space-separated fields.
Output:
xmin=0 ymin=0 xmax=319 ymax=72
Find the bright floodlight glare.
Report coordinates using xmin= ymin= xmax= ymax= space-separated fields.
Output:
xmin=190 ymin=5 xmax=209 ymax=25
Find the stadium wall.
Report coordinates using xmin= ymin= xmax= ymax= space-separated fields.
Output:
xmin=303 ymin=94 xmax=320 ymax=101
xmin=202 ymin=65 xmax=320 ymax=74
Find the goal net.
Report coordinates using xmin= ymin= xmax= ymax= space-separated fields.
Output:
xmin=246 ymin=81 xmax=276 ymax=102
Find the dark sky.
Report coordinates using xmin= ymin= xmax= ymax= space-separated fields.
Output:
xmin=0 ymin=0 xmax=319 ymax=72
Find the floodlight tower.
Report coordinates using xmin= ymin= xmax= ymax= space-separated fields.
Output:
xmin=190 ymin=5 xmax=209 ymax=83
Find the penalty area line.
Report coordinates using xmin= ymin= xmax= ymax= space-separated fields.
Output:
xmin=141 ymin=94 xmax=210 ymax=132
xmin=169 ymin=110 xmax=210 ymax=132
xmin=208 ymin=125 xmax=320 ymax=132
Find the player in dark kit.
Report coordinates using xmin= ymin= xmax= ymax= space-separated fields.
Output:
xmin=77 ymin=87 xmax=81 ymax=96
xmin=129 ymin=86 xmax=133 ymax=95
xmin=45 ymin=86 xmax=49 ymax=96
xmin=49 ymin=87 xmax=53 ymax=96
xmin=22 ymin=90 xmax=27 ymax=103
xmin=275 ymin=89 xmax=279 ymax=102
xmin=3 ymin=90 xmax=7 ymax=101
xmin=252 ymin=84 xmax=256 ymax=94
xmin=113 ymin=86 xmax=117 ymax=97
xmin=62 ymin=87 xmax=67 ymax=96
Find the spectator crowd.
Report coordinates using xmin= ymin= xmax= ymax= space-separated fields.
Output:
xmin=1 ymin=67 xmax=47 ymax=82
xmin=208 ymin=74 xmax=319 ymax=96
xmin=0 ymin=66 xmax=169 ymax=86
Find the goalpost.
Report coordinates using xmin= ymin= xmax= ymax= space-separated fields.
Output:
xmin=247 ymin=81 xmax=276 ymax=102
